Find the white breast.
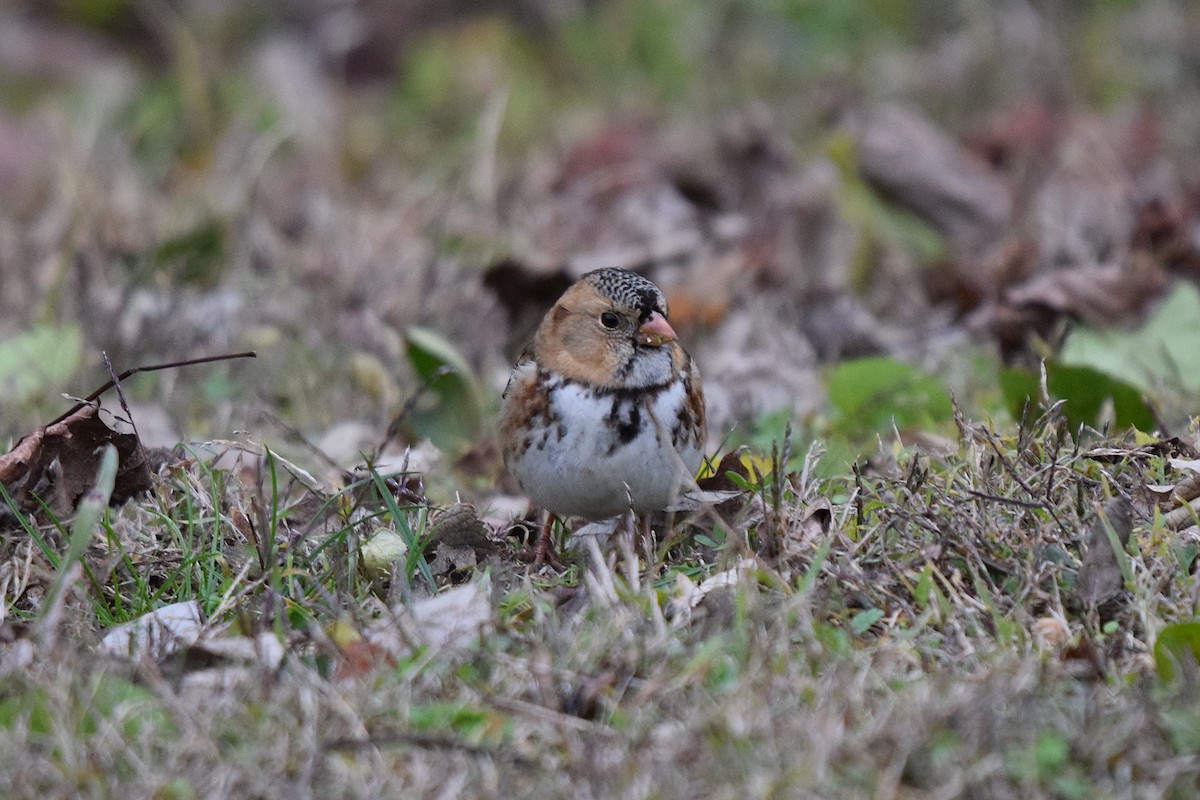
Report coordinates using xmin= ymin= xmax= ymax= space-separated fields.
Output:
xmin=510 ymin=377 xmax=702 ymax=520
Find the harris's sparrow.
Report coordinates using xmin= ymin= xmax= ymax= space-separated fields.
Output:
xmin=498 ymin=268 xmax=707 ymax=564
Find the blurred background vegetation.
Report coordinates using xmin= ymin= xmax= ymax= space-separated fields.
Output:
xmin=1 ymin=0 xmax=1197 ymax=465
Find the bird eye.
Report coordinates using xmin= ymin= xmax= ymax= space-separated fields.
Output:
xmin=600 ymin=311 xmax=621 ymax=329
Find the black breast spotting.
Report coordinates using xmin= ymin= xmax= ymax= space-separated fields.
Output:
xmin=607 ymin=397 xmax=642 ymax=453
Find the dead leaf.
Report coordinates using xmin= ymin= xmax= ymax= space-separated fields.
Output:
xmin=664 ymin=489 xmax=745 ymax=514
xmin=668 ymin=558 xmax=755 ymax=627
xmin=1060 ymin=634 xmax=1106 ymax=681
xmin=335 ymin=638 xmax=397 ymax=681
xmin=98 ymin=600 xmax=204 ymax=661
xmin=180 ymin=631 xmax=286 ymax=672
xmin=786 ymin=498 xmax=833 ymax=551
xmin=698 ymin=309 xmax=824 ymax=432
xmin=336 ymin=579 xmax=495 ymax=676
xmin=408 ymin=580 xmax=493 ymax=648
xmin=1028 ymin=118 xmax=1133 ymax=274
xmin=421 ymin=503 xmax=505 ymax=578
xmin=1000 ymin=251 xmax=1167 ymax=327
xmin=169 ymin=632 xmax=289 ymax=693
xmin=426 ymin=543 xmax=483 ymax=576
xmin=0 ymin=404 xmax=154 ymax=523
xmin=486 ymin=117 xmax=752 ymax=356
xmin=696 ymin=450 xmax=755 ymax=494
xmin=855 ymin=104 xmax=1013 ymax=257
xmin=1169 ymin=458 xmax=1200 ymax=475
xmin=1032 ymin=615 xmax=1071 ymax=649
xmin=1075 ymin=498 xmax=1134 ymax=609
xmin=1133 ymin=195 xmax=1200 ymax=280
xmin=963 ymin=98 xmax=1062 ymax=174
xmin=424 ymin=503 xmax=498 ymax=551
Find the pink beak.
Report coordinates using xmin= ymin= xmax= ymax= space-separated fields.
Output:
xmin=637 ymin=311 xmax=677 ymax=347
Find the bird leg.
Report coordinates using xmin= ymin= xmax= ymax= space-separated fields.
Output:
xmin=531 ymin=511 xmax=566 ymax=570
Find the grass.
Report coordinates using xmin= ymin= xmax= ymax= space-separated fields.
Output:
xmin=2 ymin=403 xmax=1200 ymax=798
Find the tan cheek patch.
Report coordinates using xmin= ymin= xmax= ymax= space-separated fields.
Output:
xmin=538 ymin=312 xmax=621 ymax=385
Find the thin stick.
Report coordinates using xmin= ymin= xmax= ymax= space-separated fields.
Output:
xmin=49 ymin=351 xmax=257 ymax=426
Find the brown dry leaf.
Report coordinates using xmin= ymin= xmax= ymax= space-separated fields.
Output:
xmin=963 ymin=98 xmax=1062 ymax=174
xmin=1000 ymin=250 xmax=1167 ymax=327
xmin=786 ymin=497 xmax=834 ymax=552
xmin=1160 ymin=464 xmax=1200 ymax=531
xmin=169 ymin=632 xmax=289 ymax=693
xmin=405 ymin=579 xmax=493 ymax=649
xmin=1074 ymin=498 xmax=1134 ymax=609
xmin=698 ymin=307 xmax=824 ymax=431
xmin=488 ymin=118 xmax=752 ymax=353
xmin=972 ymin=117 xmax=1172 ymax=336
xmin=1060 ymin=634 xmax=1107 ymax=681
xmin=668 ymin=110 xmax=843 ymax=309
xmin=425 ymin=503 xmax=498 ymax=550
xmin=668 ymin=558 xmax=756 ymax=628
xmin=334 ymin=639 xmax=397 ymax=681
xmin=1133 ymin=195 xmax=1200 ymax=281
xmin=517 ymin=122 xmax=711 ymax=280
xmin=179 ymin=632 xmax=286 ymax=673
xmin=0 ymin=404 xmax=154 ymax=522
xmin=360 ymin=579 xmax=494 ymax=664
xmin=1032 ymin=615 xmax=1071 ymax=649
xmin=425 ymin=543 xmax=484 ymax=577
xmin=98 ymin=600 xmax=205 ymax=661
xmin=1027 ymin=117 xmax=1133 ymax=274
xmin=855 ymin=104 xmax=1013 ymax=257
xmin=696 ymin=450 xmax=754 ymax=494
xmin=423 ymin=503 xmax=507 ymax=578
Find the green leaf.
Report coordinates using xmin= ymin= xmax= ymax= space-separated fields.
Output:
xmin=0 ymin=323 xmax=84 ymax=404
xmin=813 ymin=621 xmax=850 ymax=655
xmin=152 ymin=218 xmax=227 ymax=287
xmin=1154 ymin=621 xmax=1200 ymax=684
xmin=408 ymin=702 xmax=506 ymax=745
xmin=850 ymin=607 xmax=884 ymax=635
xmin=85 ymin=672 xmax=171 ymax=739
xmin=914 ymin=563 xmax=934 ymax=608
xmin=1100 ymin=504 xmax=1134 ymax=588
xmin=797 ymin=527 xmax=837 ymax=596
xmin=826 ymin=357 xmax=953 ymax=435
xmin=971 ymin=570 xmax=1015 ymax=643
xmin=403 ymin=327 xmax=484 ymax=450
xmin=57 ymin=0 xmax=133 ymax=29
xmin=0 ymin=686 xmax=54 ymax=736
xmin=1172 ymin=543 xmax=1198 ymax=572
xmin=1061 ymin=281 xmax=1200 ymax=394
xmin=1034 ymin=730 xmax=1069 ymax=772
xmin=999 ymin=362 xmax=1155 ymax=431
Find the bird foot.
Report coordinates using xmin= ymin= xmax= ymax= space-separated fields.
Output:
xmin=517 ymin=513 xmax=567 ymax=571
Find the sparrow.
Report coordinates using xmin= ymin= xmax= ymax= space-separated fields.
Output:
xmin=498 ymin=268 xmax=707 ymax=565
